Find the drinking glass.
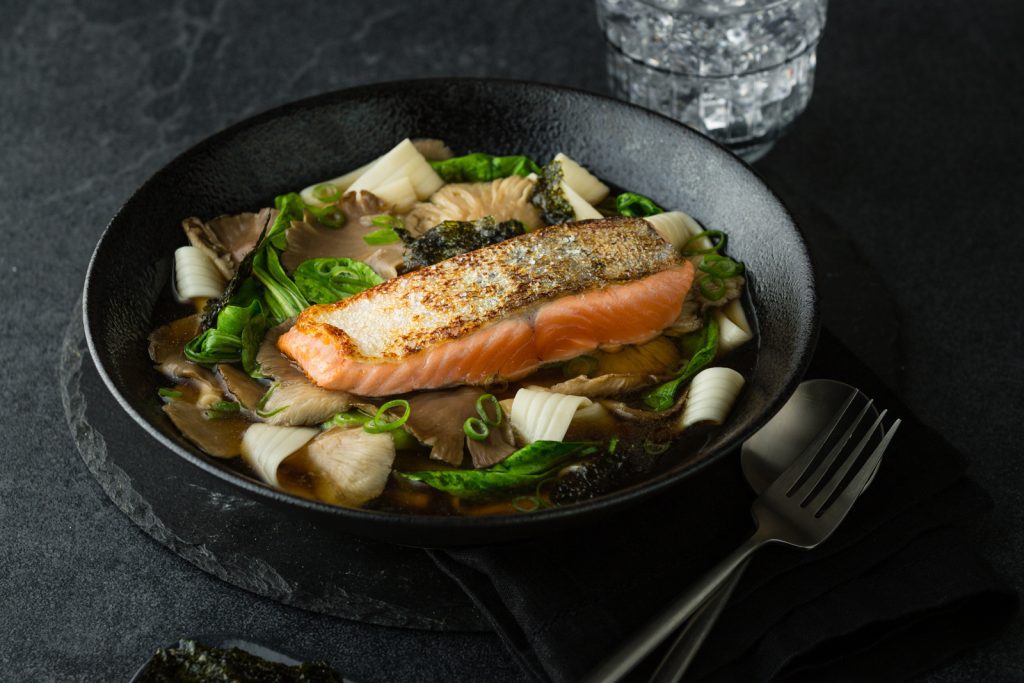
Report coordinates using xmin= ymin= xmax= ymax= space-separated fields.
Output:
xmin=598 ymin=0 xmax=827 ymax=162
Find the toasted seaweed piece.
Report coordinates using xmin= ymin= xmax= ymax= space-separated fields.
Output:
xmin=401 ymin=216 xmax=526 ymax=270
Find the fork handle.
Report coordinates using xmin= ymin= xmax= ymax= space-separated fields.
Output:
xmin=648 ymin=558 xmax=751 ymax=683
xmin=581 ymin=532 xmax=770 ymax=683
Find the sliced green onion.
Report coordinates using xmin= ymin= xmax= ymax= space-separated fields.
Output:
xmin=321 ymin=410 xmax=371 ymax=430
xmin=698 ymin=275 xmax=727 ymax=301
xmin=363 ymin=227 xmax=400 ymax=245
xmin=308 ymin=204 xmax=346 ymax=229
xmin=476 ymin=394 xmax=502 ymax=426
xmin=698 ymin=253 xmax=744 ymax=278
xmin=683 ymin=230 xmax=726 ymax=255
xmin=608 ymin=435 xmax=620 ymax=455
xmin=644 ymin=439 xmax=672 ymax=455
xmin=563 ymin=355 xmax=598 ymax=378
xmin=371 ymin=214 xmax=403 ymax=228
xmin=158 ymin=387 xmax=183 ymax=400
xmin=205 ymin=401 xmax=241 ymax=419
xmin=363 ymin=399 xmax=411 ymax=433
xmin=464 ymin=416 xmax=490 ymax=441
xmin=312 ymin=183 xmax=341 ymax=203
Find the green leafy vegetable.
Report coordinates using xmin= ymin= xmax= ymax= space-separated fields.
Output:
xmin=293 ymin=258 xmax=384 ymax=304
xmin=252 ymin=247 xmax=308 ymax=322
xmin=399 ymin=441 xmax=598 ymax=498
xmin=267 ymin=193 xmax=306 ymax=251
xmin=643 ymin=317 xmax=720 ymax=410
xmin=402 ymin=217 xmax=525 ymax=269
xmin=184 ymin=298 xmax=264 ymax=365
xmin=530 ymin=160 xmax=574 ymax=224
xmin=430 ymin=152 xmax=541 ymax=183
xmin=363 ymin=227 xmax=401 ymax=245
xmin=615 ymin=192 xmax=663 ymax=217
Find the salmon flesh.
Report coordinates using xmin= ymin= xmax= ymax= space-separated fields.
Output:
xmin=278 ymin=217 xmax=695 ymax=396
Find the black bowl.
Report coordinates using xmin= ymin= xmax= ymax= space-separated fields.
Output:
xmin=84 ymin=78 xmax=817 ymax=546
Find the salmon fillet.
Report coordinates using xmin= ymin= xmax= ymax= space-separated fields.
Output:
xmin=278 ymin=218 xmax=695 ymax=396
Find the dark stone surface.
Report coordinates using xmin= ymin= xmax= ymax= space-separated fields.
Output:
xmin=2 ymin=0 xmax=1020 ymax=680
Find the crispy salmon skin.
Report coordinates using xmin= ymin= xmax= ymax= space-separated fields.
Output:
xmin=278 ymin=217 xmax=695 ymax=395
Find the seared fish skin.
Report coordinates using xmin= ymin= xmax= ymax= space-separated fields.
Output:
xmin=278 ymin=218 xmax=694 ymax=395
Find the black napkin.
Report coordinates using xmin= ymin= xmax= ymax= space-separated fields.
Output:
xmin=428 ymin=329 xmax=1018 ymax=682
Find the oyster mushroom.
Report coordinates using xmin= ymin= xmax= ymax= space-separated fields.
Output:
xmin=299 ymin=427 xmax=396 ymax=507
xmin=280 ymin=191 xmax=403 ymax=279
xmin=182 ymin=208 xmax=275 ymax=280
xmin=256 ymin=324 xmax=365 ymax=425
xmin=404 ymin=387 xmax=482 ymax=466
xmin=215 ymin=363 xmax=266 ymax=411
xmin=163 ymin=399 xmax=248 ymax=458
xmin=405 ymin=176 xmax=543 ymax=236
xmin=148 ymin=315 xmax=222 ymax=409
xmin=548 ymin=373 xmax=662 ymax=398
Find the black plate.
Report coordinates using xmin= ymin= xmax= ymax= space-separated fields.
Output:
xmin=84 ymin=78 xmax=817 ymax=546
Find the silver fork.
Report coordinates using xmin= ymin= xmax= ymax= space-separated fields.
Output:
xmin=582 ymin=399 xmax=902 ymax=683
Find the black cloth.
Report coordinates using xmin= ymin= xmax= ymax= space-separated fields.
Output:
xmin=428 ymin=329 xmax=1018 ymax=682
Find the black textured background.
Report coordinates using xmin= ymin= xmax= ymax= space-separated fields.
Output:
xmin=2 ymin=0 xmax=1021 ymax=680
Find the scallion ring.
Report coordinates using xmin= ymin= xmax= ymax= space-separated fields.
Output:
xmin=309 ymin=204 xmax=346 ymax=229
xmin=644 ymin=439 xmax=672 ymax=455
xmin=312 ymin=183 xmax=340 ymax=203
xmin=463 ymin=416 xmax=490 ymax=441
xmin=683 ymin=230 xmax=726 ymax=255
xmin=698 ymin=253 xmax=744 ymax=278
xmin=363 ymin=399 xmax=411 ymax=433
xmin=698 ymin=274 xmax=727 ymax=301
xmin=476 ymin=393 xmax=502 ymax=426
xmin=512 ymin=495 xmax=541 ymax=512
xmin=563 ymin=355 xmax=598 ymax=378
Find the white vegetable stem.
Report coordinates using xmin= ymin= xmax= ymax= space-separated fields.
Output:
xmin=645 ymin=211 xmax=709 ymax=252
xmin=240 ymin=424 xmax=319 ymax=487
xmin=714 ymin=299 xmax=754 ymax=356
xmin=562 ymin=181 xmax=603 ymax=220
xmin=679 ymin=367 xmax=745 ymax=430
xmin=554 ymin=152 xmax=610 ymax=205
xmin=511 ymin=388 xmax=592 ymax=443
xmin=347 ymin=138 xmax=444 ymax=203
xmin=173 ymin=246 xmax=226 ymax=301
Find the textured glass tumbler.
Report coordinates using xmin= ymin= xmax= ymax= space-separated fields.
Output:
xmin=598 ymin=0 xmax=827 ymax=162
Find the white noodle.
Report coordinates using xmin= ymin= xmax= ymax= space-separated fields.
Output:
xmin=679 ymin=367 xmax=745 ymax=429
xmin=511 ymin=388 xmax=593 ymax=443
xmin=714 ymin=299 xmax=754 ymax=356
xmin=240 ymin=424 xmax=319 ymax=487
xmin=173 ymin=246 xmax=225 ymax=301
xmin=554 ymin=152 xmax=610 ymax=205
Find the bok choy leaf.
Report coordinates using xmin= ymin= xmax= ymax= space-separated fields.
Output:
xmin=293 ymin=258 xmax=383 ymax=304
xmin=399 ymin=441 xmax=597 ymax=498
xmin=643 ymin=316 xmax=719 ymax=411
xmin=616 ymin=192 xmax=664 ymax=217
xmin=429 ymin=153 xmax=541 ymax=183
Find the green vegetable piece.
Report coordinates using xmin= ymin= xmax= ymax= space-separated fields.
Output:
xmin=205 ymin=401 xmax=241 ymax=419
xmin=307 ymin=204 xmax=346 ymax=229
xmin=476 ymin=394 xmax=502 ymax=426
xmin=267 ymin=192 xmax=305 ymax=251
xmin=399 ymin=441 xmax=596 ymax=498
xmin=322 ymin=409 xmax=418 ymax=449
xmin=252 ymin=247 xmax=309 ymax=322
xmin=643 ymin=317 xmax=720 ymax=410
xmin=363 ymin=227 xmax=401 ymax=245
xmin=683 ymin=230 xmax=727 ymax=256
xmin=429 ymin=152 xmax=542 ymax=183
xmin=184 ymin=328 xmax=242 ymax=365
xmin=615 ymin=192 xmax=664 ymax=217
xmin=530 ymin=160 xmax=575 ymax=224
xmin=698 ymin=253 xmax=744 ymax=278
xmin=312 ymin=183 xmax=341 ymax=203
xmin=293 ymin=258 xmax=384 ymax=304
xmin=698 ymin=275 xmax=727 ymax=301
xmin=464 ymin=416 xmax=490 ymax=441
xmin=158 ymin=388 xmax=183 ymax=399
xmin=403 ymin=217 xmax=525 ymax=269
xmin=363 ymin=399 xmax=411 ymax=433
